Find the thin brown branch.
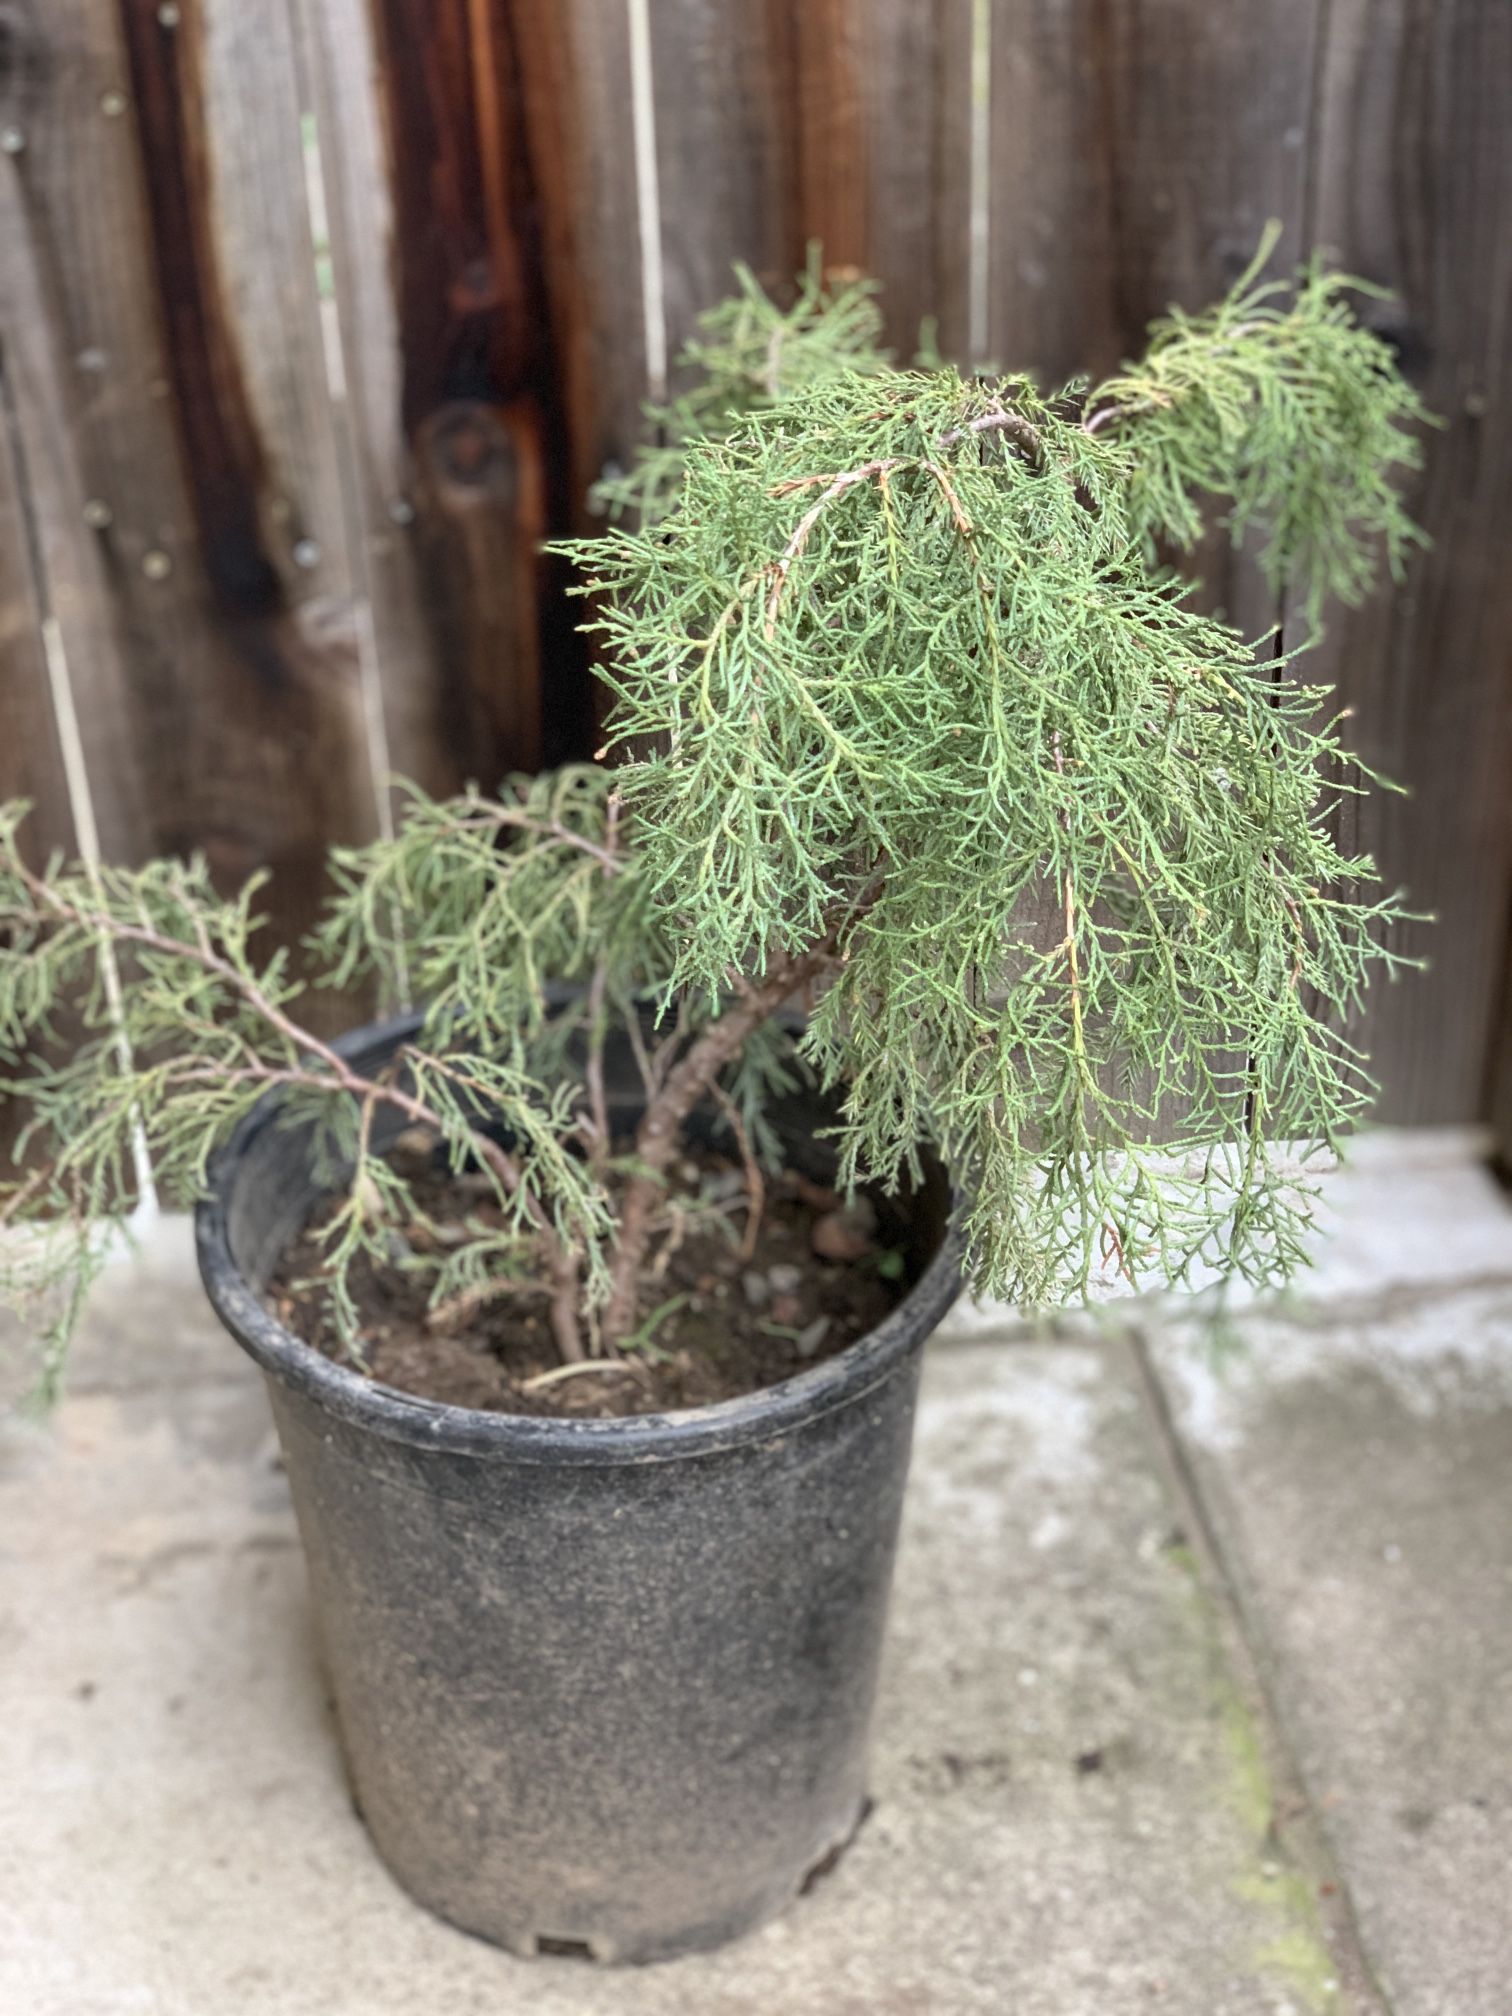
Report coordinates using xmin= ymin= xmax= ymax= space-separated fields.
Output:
xmin=581 ymin=961 xmax=611 ymax=1170
xmin=452 ymin=801 xmax=626 ymax=878
xmin=521 ymin=1357 xmax=647 ymax=1395
xmin=622 ymin=999 xmax=661 ymax=1102
xmin=1268 ymin=854 xmax=1307 ymax=990
xmin=936 ymin=407 xmax=1045 ymax=462
xmin=1100 ymin=1218 xmax=1135 ymax=1287
xmin=922 ymin=459 xmax=975 ymax=537
xmin=1081 ymin=402 xmax=1122 ymax=436
xmin=711 ymin=1080 xmax=765 ymax=1262
xmin=646 ymin=989 xmax=692 ymax=1092
xmin=764 ymin=459 xmax=908 ymax=638
xmin=578 ymin=793 xmax=620 ymax=1175
xmin=600 ymin=939 xmax=843 ymax=1347
xmin=1051 ymin=731 xmax=1086 ymax=1060
xmin=426 ymin=1273 xmax=547 ymax=1334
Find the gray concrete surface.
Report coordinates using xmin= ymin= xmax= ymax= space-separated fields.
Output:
xmin=1 ymin=1131 xmax=1509 ymax=2013
xmin=1149 ymin=1139 xmax=1512 ymax=2016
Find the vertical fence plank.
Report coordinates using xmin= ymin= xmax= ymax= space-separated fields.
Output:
xmin=0 ymin=0 xmax=380 ymax=1034
xmin=302 ymin=0 xmax=642 ymax=797
xmin=646 ymin=0 xmax=792 ymax=364
xmin=1302 ymin=0 xmax=1512 ymax=1123
xmin=518 ymin=1 xmax=647 ymax=515
xmin=988 ymin=0 xmax=1322 ymax=641
xmin=649 ymin=0 xmax=971 ymax=367
xmin=295 ymin=0 xmax=447 ymax=799
xmin=305 ymin=0 xmax=557 ymax=784
xmin=0 ymin=358 xmax=79 ymax=1165
xmin=1492 ymin=993 xmax=1512 ymax=1172
xmin=988 ymin=0 xmax=1322 ymax=389
xmin=0 ymin=364 xmax=75 ymax=866
xmin=778 ymin=0 xmax=973 ymax=359
xmin=0 ymin=1 xmax=153 ymax=875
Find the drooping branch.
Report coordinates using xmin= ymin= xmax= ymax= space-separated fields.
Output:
xmin=765 ymin=459 xmax=908 ymax=637
xmin=3 ymin=863 xmax=590 ymax=1362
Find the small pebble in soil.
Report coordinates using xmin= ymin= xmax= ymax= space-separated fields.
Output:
xmin=794 ymin=1315 xmax=831 ymax=1359
xmin=768 ymin=1262 xmax=802 ymax=1295
xmin=742 ymin=1270 xmax=771 ymax=1308
xmin=811 ymin=1198 xmax=877 ymax=1263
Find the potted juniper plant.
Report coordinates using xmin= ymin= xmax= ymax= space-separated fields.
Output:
xmin=0 ymin=242 xmax=1424 ymax=1961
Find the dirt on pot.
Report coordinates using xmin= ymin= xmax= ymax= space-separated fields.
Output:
xmin=266 ymin=1142 xmax=908 ymax=1421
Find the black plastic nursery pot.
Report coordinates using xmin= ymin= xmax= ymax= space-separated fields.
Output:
xmin=195 ymin=1013 xmax=962 ymax=1964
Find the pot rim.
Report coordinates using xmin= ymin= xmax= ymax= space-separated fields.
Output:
xmin=194 ymin=1012 xmax=965 ymax=1466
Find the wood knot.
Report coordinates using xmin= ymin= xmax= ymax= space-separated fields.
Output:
xmin=421 ymin=402 xmax=517 ymax=502
xmin=448 ymin=256 xmax=503 ymax=317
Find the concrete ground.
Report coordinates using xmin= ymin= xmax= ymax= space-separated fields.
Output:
xmin=2 ymin=1132 xmax=1509 ymax=2014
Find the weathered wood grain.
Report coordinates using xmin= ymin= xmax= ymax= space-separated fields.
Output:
xmin=513 ymin=0 xmax=647 ymax=516
xmin=0 ymin=359 xmax=78 ymax=1166
xmin=776 ymin=0 xmax=972 ymax=359
xmin=988 ymin=0 xmax=1323 ymax=642
xmin=649 ymin=0 xmax=971 ymax=366
xmin=645 ymin=0 xmax=793 ymax=365
xmin=0 ymin=0 xmax=379 ymax=1034
xmin=0 ymin=1 xmax=152 ymax=873
xmin=989 ymin=0 xmax=1323 ymax=390
xmin=293 ymin=0 xmax=451 ymax=804
xmin=303 ymin=0 xmax=641 ymax=795
xmin=1302 ymin=0 xmax=1512 ymax=1124
xmin=0 ymin=350 xmax=75 ymax=867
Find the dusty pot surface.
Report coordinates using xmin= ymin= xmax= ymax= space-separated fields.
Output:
xmin=196 ymin=1013 xmax=962 ymax=1963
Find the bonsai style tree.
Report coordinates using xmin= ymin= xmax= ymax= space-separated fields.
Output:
xmin=0 ymin=243 xmax=1425 ymax=1395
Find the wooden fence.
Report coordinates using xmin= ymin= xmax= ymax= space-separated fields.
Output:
xmin=1 ymin=0 xmax=1509 ymax=1124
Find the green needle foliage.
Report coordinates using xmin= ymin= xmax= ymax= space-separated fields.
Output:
xmin=1 ymin=242 xmax=1427 ymax=1393
xmin=594 ymin=247 xmax=892 ymax=524
xmin=1095 ymin=227 xmax=1429 ymax=618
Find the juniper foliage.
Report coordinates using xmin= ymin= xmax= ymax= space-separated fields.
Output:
xmin=0 ymin=780 xmax=629 ymax=1390
xmin=1093 ymin=228 xmax=1429 ymax=619
xmin=1 ymin=245 xmax=1427 ymax=1389
xmin=593 ymin=248 xmax=891 ymax=525
xmin=570 ymin=298 xmax=1424 ymax=1302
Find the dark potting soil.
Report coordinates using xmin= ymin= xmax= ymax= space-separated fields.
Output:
xmin=266 ymin=1141 xmax=907 ymax=1421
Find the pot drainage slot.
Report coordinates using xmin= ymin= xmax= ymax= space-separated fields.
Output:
xmin=537 ymin=1936 xmax=595 ymax=1960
